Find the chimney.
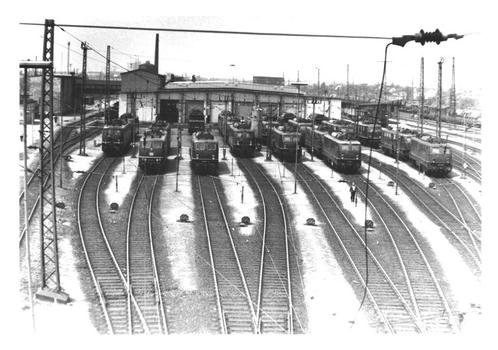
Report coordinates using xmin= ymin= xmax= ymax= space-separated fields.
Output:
xmin=154 ymin=33 xmax=159 ymax=74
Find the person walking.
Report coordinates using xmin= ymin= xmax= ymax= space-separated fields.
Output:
xmin=350 ymin=182 xmax=357 ymax=203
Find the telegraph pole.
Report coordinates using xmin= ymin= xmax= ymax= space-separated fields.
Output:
xmin=437 ymin=58 xmax=444 ymax=140
xmin=346 ymin=64 xmax=350 ymax=100
xmin=105 ymin=45 xmax=111 ymax=124
xmin=311 ymin=98 xmax=317 ymax=161
xmin=419 ymin=57 xmax=425 ymax=134
xmin=79 ymin=42 xmax=88 ymax=155
xmin=291 ymin=81 xmax=307 ymax=194
xmin=67 ymin=42 xmax=70 ymax=73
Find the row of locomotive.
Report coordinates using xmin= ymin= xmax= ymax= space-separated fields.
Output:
xmin=380 ymin=126 xmax=452 ymax=175
xmin=297 ymin=118 xmax=361 ymax=173
xmin=138 ymin=120 xmax=172 ymax=173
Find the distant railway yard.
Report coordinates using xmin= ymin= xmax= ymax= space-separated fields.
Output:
xmin=19 ymin=110 xmax=483 ymax=334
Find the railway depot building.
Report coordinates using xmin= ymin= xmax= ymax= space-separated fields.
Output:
xmin=119 ymin=63 xmax=342 ymax=124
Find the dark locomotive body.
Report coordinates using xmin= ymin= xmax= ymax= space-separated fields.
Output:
xmin=356 ymin=121 xmax=381 ymax=148
xmin=380 ymin=127 xmax=416 ymax=160
xmin=409 ymin=134 xmax=452 ymax=176
xmin=138 ymin=121 xmax=171 ymax=173
xmin=303 ymin=125 xmax=328 ymax=156
xmin=188 ymin=109 xmax=206 ymax=134
xmin=288 ymin=118 xmax=312 ymax=146
xmin=322 ymin=132 xmax=361 ymax=173
xmin=227 ymin=121 xmax=256 ymax=157
xmin=190 ymin=130 xmax=219 ymax=174
xmin=271 ymin=125 xmax=302 ymax=162
xmin=101 ymin=114 xmax=138 ymax=155
xmin=259 ymin=119 xmax=278 ymax=148
xmin=322 ymin=119 xmax=356 ymax=139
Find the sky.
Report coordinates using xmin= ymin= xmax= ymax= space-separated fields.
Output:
xmin=11 ymin=0 xmax=491 ymax=93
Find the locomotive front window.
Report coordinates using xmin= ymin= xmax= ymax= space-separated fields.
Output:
xmin=207 ymin=143 xmax=217 ymax=150
xmin=431 ymin=148 xmax=441 ymax=154
xmin=351 ymin=145 xmax=361 ymax=152
xmin=152 ymin=141 xmax=163 ymax=148
xmin=195 ymin=143 xmax=206 ymax=151
xmin=283 ymin=136 xmax=292 ymax=142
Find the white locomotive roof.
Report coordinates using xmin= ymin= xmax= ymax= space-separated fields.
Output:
xmin=324 ymin=133 xmax=360 ymax=144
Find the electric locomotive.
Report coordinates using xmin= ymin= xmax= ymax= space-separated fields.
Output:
xmin=303 ymin=124 xmax=329 ymax=156
xmin=190 ymin=130 xmax=219 ymax=174
xmin=288 ymin=118 xmax=312 ymax=146
xmin=322 ymin=132 xmax=361 ymax=172
xmin=187 ymin=109 xmax=206 ymax=134
xmin=322 ymin=119 xmax=356 ymax=138
xmin=138 ymin=121 xmax=171 ymax=173
xmin=409 ymin=134 xmax=452 ymax=176
xmin=101 ymin=114 xmax=138 ymax=155
xmin=227 ymin=121 xmax=256 ymax=157
xmin=380 ymin=127 xmax=417 ymax=160
xmin=356 ymin=120 xmax=381 ymax=148
xmin=271 ymin=125 xmax=302 ymax=162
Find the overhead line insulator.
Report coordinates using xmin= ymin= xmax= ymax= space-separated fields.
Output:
xmin=392 ymin=29 xmax=463 ymax=47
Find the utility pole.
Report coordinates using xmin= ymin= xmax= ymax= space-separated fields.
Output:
xmin=315 ymin=67 xmax=320 ymax=95
xmin=34 ymin=19 xmax=69 ymax=303
xmin=67 ymin=42 xmax=70 ymax=73
xmin=450 ymin=57 xmax=456 ymax=119
xmin=105 ymin=45 xmax=111 ymax=124
xmin=419 ymin=57 xmax=425 ymax=134
xmin=291 ymin=81 xmax=307 ymax=194
xmin=437 ymin=58 xmax=444 ymax=140
xmin=311 ymin=98 xmax=317 ymax=161
xmin=346 ymin=64 xmax=349 ymax=100
xmin=79 ymin=42 xmax=88 ymax=155
xmin=395 ymin=101 xmax=400 ymax=195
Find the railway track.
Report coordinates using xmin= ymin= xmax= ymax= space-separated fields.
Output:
xmin=452 ymin=151 xmax=481 ymax=183
xmin=349 ymin=172 xmax=459 ymax=332
xmin=239 ymin=159 xmax=305 ymax=333
xmin=433 ymin=178 xmax=481 ymax=244
xmin=126 ymin=174 xmax=168 ymax=333
xmin=197 ymin=163 xmax=303 ymax=334
xmin=19 ymin=118 xmax=102 ymax=244
xmin=197 ymin=175 xmax=255 ymax=333
xmin=291 ymin=163 xmax=428 ymax=333
xmin=77 ymin=157 xmax=150 ymax=334
xmin=362 ymin=155 xmax=481 ymax=274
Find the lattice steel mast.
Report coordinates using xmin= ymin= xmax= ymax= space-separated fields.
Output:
xmin=449 ymin=57 xmax=456 ymax=118
xmin=79 ymin=42 xmax=88 ymax=155
xmin=36 ymin=19 xmax=69 ymax=303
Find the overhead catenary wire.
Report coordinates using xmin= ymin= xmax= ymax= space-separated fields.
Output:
xmin=21 ymin=22 xmax=392 ymax=40
xmin=55 ymin=25 xmax=158 ymax=87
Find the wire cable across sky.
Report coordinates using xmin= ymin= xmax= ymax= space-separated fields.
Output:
xmin=21 ymin=22 xmax=393 ymax=40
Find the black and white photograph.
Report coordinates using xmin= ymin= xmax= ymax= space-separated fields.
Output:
xmin=7 ymin=0 xmax=495 ymax=346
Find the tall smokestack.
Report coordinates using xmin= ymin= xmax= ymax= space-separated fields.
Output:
xmin=154 ymin=33 xmax=159 ymax=73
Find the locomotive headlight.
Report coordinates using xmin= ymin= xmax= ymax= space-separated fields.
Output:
xmin=211 ymin=154 xmax=215 ymax=160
